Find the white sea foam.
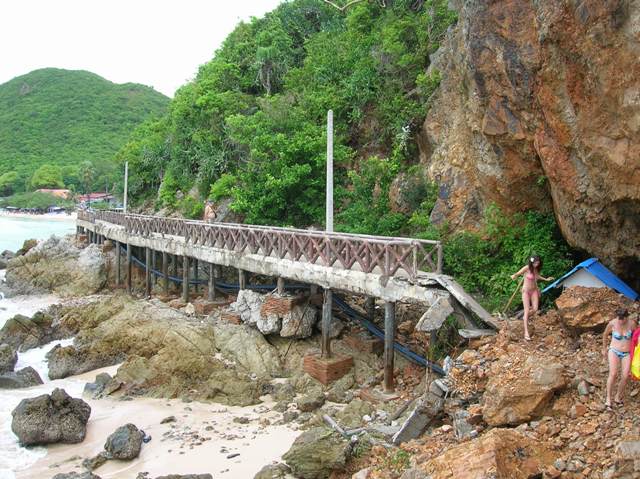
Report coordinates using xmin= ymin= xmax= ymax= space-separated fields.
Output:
xmin=0 ymin=338 xmax=85 ymax=478
xmin=0 ymin=277 xmax=80 ymax=477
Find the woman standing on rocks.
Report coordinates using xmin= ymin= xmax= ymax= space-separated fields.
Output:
xmin=511 ymin=256 xmax=553 ymax=341
xmin=603 ymin=308 xmax=636 ymax=409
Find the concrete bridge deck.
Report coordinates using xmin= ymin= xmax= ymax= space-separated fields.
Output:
xmin=77 ymin=209 xmax=494 ymax=390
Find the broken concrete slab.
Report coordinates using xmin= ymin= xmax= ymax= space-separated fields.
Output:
xmin=415 ymin=295 xmax=454 ymax=332
xmin=392 ymin=392 xmax=443 ymax=445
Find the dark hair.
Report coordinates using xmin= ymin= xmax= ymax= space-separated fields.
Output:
xmin=528 ymin=255 xmax=542 ymax=273
xmin=616 ymin=308 xmax=629 ymax=319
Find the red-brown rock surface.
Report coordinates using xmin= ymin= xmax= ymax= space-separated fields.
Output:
xmin=422 ymin=0 xmax=640 ymax=282
xmin=555 ymin=286 xmax=637 ymax=332
xmin=421 ymin=428 xmax=555 ymax=479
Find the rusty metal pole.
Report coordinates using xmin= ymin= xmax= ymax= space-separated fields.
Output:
xmin=384 ymin=301 xmax=396 ymax=393
xmin=126 ymin=243 xmax=132 ymax=294
xmin=238 ymin=269 xmax=246 ymax=290
xmin=321 ymin=288 xmax=333 ymax=358
xmin=145 ymin=248 xmax=152 ymax=298
xmin=162 ymin=251 xmax=168 ymax=296
xmin=182 ymin=255 xmax=189 ymax=303
xmin=115 ymin=241 xmax=121 ymax=287
xmin=193 ymin=259 xmax=199 ymax=293
xmin=208 ymin=263 xmax=215 ymax=301
xmin=171 ymin=254 xmax=178 ymax=292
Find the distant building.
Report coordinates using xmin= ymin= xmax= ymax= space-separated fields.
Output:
xmin=36 ymin=188 xmax=72 ymax=199
xmin=543 ymin=258 xmax=638 ymax=301
xmin=76 ymin=192 xmax=116 ymax=205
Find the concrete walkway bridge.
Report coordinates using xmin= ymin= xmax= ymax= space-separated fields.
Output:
xmin=77 ymin=209 xmax=495 ymax=391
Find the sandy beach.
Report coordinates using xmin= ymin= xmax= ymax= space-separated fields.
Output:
xmin=0 ymin=211 xmax=76 ymax=221
xmin=19 ymin=367 xmax=299 ymax=479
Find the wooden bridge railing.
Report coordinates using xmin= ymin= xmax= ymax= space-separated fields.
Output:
xmin=78 ymin=209 xmax=443 ymax=279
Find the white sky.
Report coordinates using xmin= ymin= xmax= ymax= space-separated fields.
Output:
xmin=0 ymin=0 xmax=284 ymax=97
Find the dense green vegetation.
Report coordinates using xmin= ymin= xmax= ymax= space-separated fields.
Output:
xmin=0 ymin=68 xmax=168 ymax=195
xmin=115 ymin=0 xmax=573 ymax=311
xmin=0 ymin=191 xmax=73 ymax=210
xmin=117 ymin=0 xmax=455 ymax=224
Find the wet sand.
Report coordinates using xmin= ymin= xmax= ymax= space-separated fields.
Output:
xmin=19 ymin=365 xmax=298 ymax=478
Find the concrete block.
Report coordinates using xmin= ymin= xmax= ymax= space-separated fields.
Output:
xmin=392 ymin=392 xmax=443 ymax=445
xmin=416 ymin=296 xmax=454 ymax=332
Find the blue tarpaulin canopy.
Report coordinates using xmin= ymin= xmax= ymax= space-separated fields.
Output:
xmin=542 ymin=258 xmax=638 ymax=301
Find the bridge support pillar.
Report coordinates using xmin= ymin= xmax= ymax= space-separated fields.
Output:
xmin=182 ymin=255 xmax=190 ymax=303
xmin=151 ymin=250 xmax=157 ymax=285
xmin=115 ymin=241 xmax=121 ymax=287
xmin=365 ymin=296 xmax=375 ymax=321
xmin=171 ymin=255 xmax=178 ymax=292
xmin=126 ymin=243 xmax=132 ymax=294
xmin=193 ymin=259 xmax=199 ymax=293
xmin=238 ymin=269 xmax=246 ymax=290
xmin=277 ymin=277 xmax=285 ymax=295
xmin=145 ymin=248 xmax=152 ymax=298
xmin=321 ymin=288 xmax=333 ymax=358
xmin=162 ymin=252 xmax=169 ymax=296
xmin=384 ymin=301 xmax=396 ymax=393
xmin=207 ymin=263 xmax=220 ymax=301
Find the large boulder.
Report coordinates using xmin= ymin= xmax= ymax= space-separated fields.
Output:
xmin=0 ymin=366 xmax=43 ymax=389
xmin=556 ymin=286 xmax=635 ymax=333
xmin=483 ymin=355 xmax=566 ymax=426
xmin=211 ymin=319 xmax=283 ymax=378
xmin=420 ymin=0 xmax=640 ymax=283
xmin=282 ymin=427 xmax=352 ymax=479
xmin=0 ymin=343 xmax=17 ymax=373
xmin=232 ymin=291 xmax=318 ymax=339
xmin=0 ymin=311 xmax=61 ymax=351
xmin=104 ymin=423 xmax=144 ymax=460
xmin=11 ymin=388 xmax=91 ymax=445
xmin=422 ymin=428 xmax=555 ymax=478
xmin=5 ymin=236 xmax=106 ymax=296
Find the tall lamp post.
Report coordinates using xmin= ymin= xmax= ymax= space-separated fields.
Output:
xmin=123 ymin=161 xmax=129 ymax=213
xmin=321 ymin=110 xmax=334 ymax=358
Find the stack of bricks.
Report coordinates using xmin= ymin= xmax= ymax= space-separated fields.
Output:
xmin=303 ymin=353 xmax=354 ymax=385
xmin=260 ymin=294 xmax=305 ymax=317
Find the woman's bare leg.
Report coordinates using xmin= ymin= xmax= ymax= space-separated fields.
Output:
xmin=616 ymin=354 xmax=632 ymax=403
xmin=606 ymin=350 xmax=620 ymax=407
xmin=531 ymin=290 xmax=540 ymax=317
xmin=522 ymin=291 xmax=531 ymax=340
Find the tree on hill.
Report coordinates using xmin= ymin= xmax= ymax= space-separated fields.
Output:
xmin=0 ymin=171 xmax=18 ymax=196
xmin=30 ymin=164 xmax=64 ymax=189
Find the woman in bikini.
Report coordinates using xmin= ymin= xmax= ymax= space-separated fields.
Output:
xmin=603 ymin=308 xmax=636 ymax=409
xmin=511 ymin=255 xmax=554 ymax=341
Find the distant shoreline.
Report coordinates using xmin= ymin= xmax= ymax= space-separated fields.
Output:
xmin=0 ymin=211 xmax=77 ymax=221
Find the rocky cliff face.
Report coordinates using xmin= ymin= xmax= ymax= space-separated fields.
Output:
xmin=422 ymin=0 xmax=640 ymax=280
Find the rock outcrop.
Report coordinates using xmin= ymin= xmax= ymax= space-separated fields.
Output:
xmin=104 ymin=423 xmax=144 ymax=460
xmin=282 ymin=427 xmax=352 ymax=479
xmin=0 ymin=343 xmax=17 ymax=373
xmin=232 ymin=290 xmax=318 ymax=339
xmin=421 ymin=428 xmax=555 ymax=478
xmin=556 ymin=286 xmax=636 ymax=333
xmin=482 ymin=354 xmax=566 ymax=426
xmin=11 ymin=388 xmax=91 ymax=446
xmin=0 ymin=366 xmax=43 ymax=389
xmin=422 ymin=0 xmax=640 ymax=283
xmin=4 ymin=236 xmax=106 ymax=296
xmin=0 ymin=311 xmax=62 ymax=351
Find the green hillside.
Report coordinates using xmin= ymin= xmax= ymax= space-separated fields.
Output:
xmin=0 ymin=68 xmax=168 ymax=194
